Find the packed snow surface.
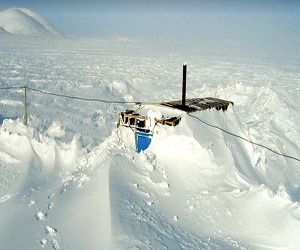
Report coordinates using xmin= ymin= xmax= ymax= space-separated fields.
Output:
xmin=0 ymin=8 xmax=61 ymax=36
xmin=0 ymin=34 xmax=300 ymax=250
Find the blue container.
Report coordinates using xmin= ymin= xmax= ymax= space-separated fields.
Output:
xmin=135 ymin=131 xmax=153 ymax=153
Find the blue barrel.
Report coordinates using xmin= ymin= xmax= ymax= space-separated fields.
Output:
xmin=135 ymin=131 xmax=153 ymax=153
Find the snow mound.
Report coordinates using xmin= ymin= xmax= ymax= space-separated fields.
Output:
xmin=0 ymin=7 xmax=61 ymax=36
xmin=113 ymin=106 xmax=300 ymax=249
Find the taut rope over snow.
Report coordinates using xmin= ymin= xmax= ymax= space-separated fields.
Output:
xmin=0 ymin=86 xmax=144 ymax=104
xmin=26 ymin=87 xmax=141 ymax=104
xmin=188 ymin=113 xmax=300 ymax=163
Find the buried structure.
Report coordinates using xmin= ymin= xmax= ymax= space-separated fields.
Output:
xmin=117 ymin=64 xmax=233 ymax=153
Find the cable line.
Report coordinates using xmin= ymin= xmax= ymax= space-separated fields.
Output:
xmin=0 ymin=86 xmax=23 ymax=90
xmin=0 ymin=86 xmax=141 ymax=104
xmin=0 ymin=86 xmax=158 ymax=105
xmin=26 ymin=87 xmax=141 ymax=104
xmin=188 ymin=113 xmax=300 ymax=163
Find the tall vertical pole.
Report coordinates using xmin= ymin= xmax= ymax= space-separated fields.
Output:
xmin=182 ymin=64 xmax=187 ymax=108
xmin=23 ymin=86 xmax=27 ymax=125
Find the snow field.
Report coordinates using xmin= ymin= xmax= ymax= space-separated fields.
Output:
xmin=0 ymin=36 xmax=300 ymax=249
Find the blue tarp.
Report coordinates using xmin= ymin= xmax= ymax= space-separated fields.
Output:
xmin=135 ymin=131 xmax=153 ymax=153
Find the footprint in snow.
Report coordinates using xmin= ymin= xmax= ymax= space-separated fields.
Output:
xmin=40 ymin=226 xmax=61 ymax=249
xmin=0 ymin=194 xmax=11 ymax=203
xmin=40 ymin=238 xmax=47 ymax=248
xmin=35 ymin=211 xmax=47 ymax=221
xmin=48 ymin=201 xmax=54 ymax=210
xmin=40 ymin=238 xmax=60 ymax=250
xmin=60 ymin=188 xmax=67 ymax=194
xmin=45 ymin=226 xmax=59 ymax=237
xmin=51 ymin=239 xmax=60 ymax=250
xmin=28 ymin=200 xmax=36 ymax=206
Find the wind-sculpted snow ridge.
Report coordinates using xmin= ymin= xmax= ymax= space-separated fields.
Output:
xmin=0 ymin=8 xmax=61 ymax=36
xmin=1 ymin=104 xmax=300 ymax=249
xmin=114 ymin=105 xmax=300 ymax=249
xmin=0 ymin=119 xmax=112 ymax=249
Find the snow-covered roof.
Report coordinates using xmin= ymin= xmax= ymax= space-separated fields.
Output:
xmin=160 ymin=97 xmax=233 ymax=113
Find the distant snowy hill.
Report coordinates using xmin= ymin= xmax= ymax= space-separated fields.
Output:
xmin=0 ymin=7 xmax=61 ymax=36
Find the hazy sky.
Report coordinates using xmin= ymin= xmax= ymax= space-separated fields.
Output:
xmin=1 ymin=0 xmax=300 ymax=59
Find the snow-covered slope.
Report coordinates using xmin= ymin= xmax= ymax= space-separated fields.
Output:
xmin=0 ymin=8 xmax=61 ymax=36
xmin=0 ymin=36 xmax=300 ymax=249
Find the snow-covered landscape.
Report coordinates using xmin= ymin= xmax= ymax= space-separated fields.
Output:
xmin=1 ymin=7 xmax=300 ymax=250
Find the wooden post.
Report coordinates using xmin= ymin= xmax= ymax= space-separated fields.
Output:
xmin=23 ymin=87 xmax=27 ymax=125
xmin=182 ymin=64 xmax=187 ymax=108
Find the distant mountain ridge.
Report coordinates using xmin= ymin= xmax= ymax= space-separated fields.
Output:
xmin=0 ymin=7 xmax=61 ymax=36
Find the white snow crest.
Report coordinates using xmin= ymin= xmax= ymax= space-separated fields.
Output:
xmin=0 ymin=119 xmax=85 ymax=177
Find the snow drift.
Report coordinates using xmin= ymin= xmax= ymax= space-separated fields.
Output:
xmin=0 ymin=8 xmax=61 ymax=36
xmin=0 ymin=36 xmax=300 ymax=249
xmin=1 ymin=106 xmax=300 ymax=249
